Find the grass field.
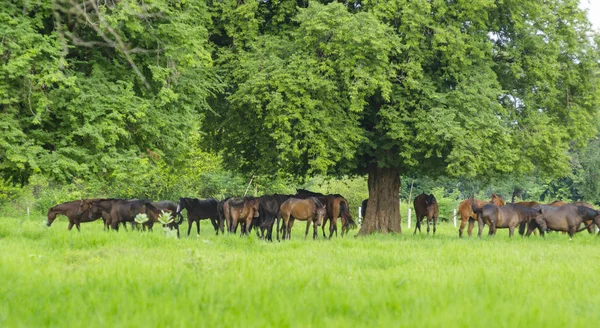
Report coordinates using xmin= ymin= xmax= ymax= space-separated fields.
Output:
xmin=1 ymin=216 xmax=599 ymax=327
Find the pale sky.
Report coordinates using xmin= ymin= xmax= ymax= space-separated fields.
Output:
xmin=581 ymin=0 xmax=600 ymax=31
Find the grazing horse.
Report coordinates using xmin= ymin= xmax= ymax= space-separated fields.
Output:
xmin=525 ymin=204 xmax=600 ymax=239
xmin=516 ymin=201 xmax=541 ymax=236
xmin=413 ymin=193 xmax=439 ymax=235
xmin=81 ymin=199 xmax=160 ymax=231
xmin=472 ymin=203 xmax=543 ymax=237
xmin=458 ymin=194 xmax=505 ymax=237
xmin=226 ymin=197 xmax=260 ymax=235
xmin=175 ymin=198 xmax=219 ymax=236
xmin=254 ymin=194 xmax=291 ymax=241
xmin=151 ymin=200 xmax=182 ymax=236
xmin=278 ymin=197 xmax=326 ymax=240
xmin=47 ymin=199 xmax=109 ymax=231
xmin=295 ymin=189 xmax=357 ymax=238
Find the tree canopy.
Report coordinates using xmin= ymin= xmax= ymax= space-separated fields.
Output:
xmin=203 ymin=0 xmax=600 ymax=233
xmin=1 ymin=0 xmax=599 ymax=234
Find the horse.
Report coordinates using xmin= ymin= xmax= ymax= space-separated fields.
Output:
xmin=472 ymin=203 xmax=543 ymax=237
xmin=528 ymin=201 xmax=597 ymax=235
xmin=525 ymin=204 xmax=600 ymax=239
xmin=457 ymin=194 xmax=505 ymax=237
xmin=413 ymin=193 xmax=439 ymax=235
xmin=254 ymin=194 xmax=291 ymax=241
xmin=360 ymin=199 xmax=368 ymax=220
xmin=278 ymin=197 xmax=326 ymax=240
xmin=216 ymin=197 xmax=230 ymax=235
xmin=226 ymin=197 xmax=260 ymax=235
xmin=151 ymin=200 xmax=182 ymax=236
xmin=515 ymin=201 xmax=541 ymax=236
xmin=47 ymin=199 xmax=109 ymax=231
xmin=81 ymin=199 xmax=160 ymax=231
xmin=175 ymin=198 xmax=219 ymax=236
xmin=295 ymin=189 xmax=357 ymax=238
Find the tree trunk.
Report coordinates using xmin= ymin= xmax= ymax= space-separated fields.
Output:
xmin=357 ymin=164 xmax=401 ymax=235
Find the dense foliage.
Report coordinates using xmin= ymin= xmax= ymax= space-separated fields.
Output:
xmin=1 ymin=1 xmax=600 ymax=229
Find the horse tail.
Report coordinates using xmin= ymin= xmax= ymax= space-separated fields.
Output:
xmin=576 ymin=220 xmax=595 ymax=233
xmin=340 ymin=199 xmax=357 ymax=230
xmin=470 ymin=196 xmax=482 ymax=214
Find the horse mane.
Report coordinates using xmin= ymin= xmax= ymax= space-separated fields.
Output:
xmin=296 ymin=189 xmax=325 ymax=197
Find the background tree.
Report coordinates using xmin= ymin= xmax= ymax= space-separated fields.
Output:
xmin=204 ymin=0 xmax=600 ymax=235
xmin=0 ymin=0 xmax=219 ymax=184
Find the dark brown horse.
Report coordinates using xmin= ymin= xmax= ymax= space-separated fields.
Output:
xmin=254 ymin=194 xmax=291 ymax=241
xmin=82 ymin=199 xmax=161 ymax=231
xmin=225 ymin=197 xmax=260 ymax=235
xmin=413 ymin=193 xmax=439 ymax=235
xmin=473 ymin=203 xmax=543 ymax=237
xmin=458 ymin=194 xmax=505 ymax=237
xmin=525 ymin=204 xmax=600 ymax=239
xmin=47 ymin=199 xmax=109 ymax=231
xmin=151 ymin=200 xmax=182 ymax=236
xmin=278 ymin=197 xmax=326 ymax=240
xmin=295 ymin=189 xmax=357 ymax=238
xmin=175 ymin=198 xmax=219 ymax=236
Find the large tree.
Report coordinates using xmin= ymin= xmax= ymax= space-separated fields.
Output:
xmin=204 ymin=0 xmax=599 ymax=235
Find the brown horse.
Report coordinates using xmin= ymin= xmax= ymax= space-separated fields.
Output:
xmin=226 ymin=197 xmax=260 ymax=235
xmin=295 ymin=189 xmax=357 ymax=238
xmin=278 ymin=197 xmax=326 ymax=240
xmin=546 ymin=200 xmax=596 ymax=234
xmin=458 ymin=194 xmax=504 ymax=237
xmin=525 ymin=204 xmax=600 ymax=239
xmin=47 ymin=199 xmax=109 ymax=231
xmin=473 ymin=203 xmax=543 ymax=237
xmin=82 ymin=199 xmax=161 ymax=231
xmin=413 ymin=193 xmax=439 ymax=235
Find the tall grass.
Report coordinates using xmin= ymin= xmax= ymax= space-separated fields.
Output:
xmin=1 ymin=216 xmax=599 ymax=327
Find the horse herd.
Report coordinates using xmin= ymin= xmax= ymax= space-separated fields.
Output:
xmin=406 ymin=193 xmax=600 ymax=239
xmin=46 ymin=189 xmax=357 ymax=241
xmin=46 ymin=189 xmax=600 ymax=240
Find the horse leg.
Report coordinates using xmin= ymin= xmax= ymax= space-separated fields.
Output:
xmin=313 ymin=220 xmax=319 ymax=240
xmin=196 ymin=219 xmax=200 ymax=235
xmin=426 ymin=217 xmax=431 ymax=235
xmin=76 ymin=222 xmax=81 ymax=232
xmin=305 ymin=220 xmax=311 ymax=240
xmin=288 ymin=219 xmax=295 ymax=240
xmin=321 ymin=217 xmax=327 ymax=238
xmin=329 ymin=218 xmax=336 ymax=239
xmin=187 ymin=220 xmax=193 ymax=236
xmin=413 ymin=215 xmax=420 ymax=235
xmin=433 ymin=216 xmax=437 ymax=235
xmin=68 ymin=222 xmax=74 ymax=231
xmin=509 ymin=225 xmax=515 ymax=237
xmin=468 ymin=219 xmax=475 ymax=237
xmin=459 ymin=216 xmax=467 ymax=238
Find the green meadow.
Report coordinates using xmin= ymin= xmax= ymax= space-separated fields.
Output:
xmin=1 ymin=217 xmax=599 ymax=328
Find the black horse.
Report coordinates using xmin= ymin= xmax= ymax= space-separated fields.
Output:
xmin=175 ymin=197 xmax=219 ymax=236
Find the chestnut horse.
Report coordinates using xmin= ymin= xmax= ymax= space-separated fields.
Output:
xmin=225 ymin=197 xmax=260 ymax=235
xmin=278 ymin=197 xmax=326 ymax=240
xmin=295 ymin=189 xmax=357 ymax=238
xmin=458 ymin=194 xmax=505 ymax=237
xmin=413 ymin=193 xmax=439 ymax=235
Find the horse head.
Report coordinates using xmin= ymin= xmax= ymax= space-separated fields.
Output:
xmin=490 ymin=194 xmax=505 ymax=206
xmin=315 ymin=202 xmax=327 ymax=227
xmin=46 ymin=207 xmax=57 ymax=227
